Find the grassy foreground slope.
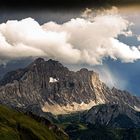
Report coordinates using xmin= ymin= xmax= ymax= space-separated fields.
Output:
xmin=0 ymin=104 xmax=68 ymax=140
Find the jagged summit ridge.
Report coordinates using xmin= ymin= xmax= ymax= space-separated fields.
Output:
xmin=0 ymin=58 xmax=68 ymax=86
xmin=0 ymin=58 xmax=140 ymax=115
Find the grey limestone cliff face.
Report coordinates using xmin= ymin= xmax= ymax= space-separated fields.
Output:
xmin=0 ymin=58 xmax=140 ymax=115
xmin=0 ymin=58 xmax=98 ymax=107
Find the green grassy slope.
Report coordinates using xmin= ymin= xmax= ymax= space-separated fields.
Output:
xmin=0 ymin=105 xmax=68 ymax=140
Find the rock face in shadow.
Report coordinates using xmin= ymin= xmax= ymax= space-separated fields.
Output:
xmin=84 ymin=104 xmax=140 ymax=128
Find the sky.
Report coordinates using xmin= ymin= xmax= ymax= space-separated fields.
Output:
xmin=0 ymin=5 xmax=140 ymax=96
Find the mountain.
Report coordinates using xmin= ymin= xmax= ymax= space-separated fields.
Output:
xmin=0 ymin=58 xmax=140 ymax=115
xmin=0 ymin=104 xmax=68 ymax=140
xmin=84 ymin=104 xmax=140 ymax=128
xmin=0 ymin=58 xmax=140 ymax=129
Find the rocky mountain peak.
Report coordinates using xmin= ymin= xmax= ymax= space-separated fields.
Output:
xmin=79 ymin=68 xmax=89 ymax=73
xmin=46 ymin=59 xmax=68 ymax=71
xmin=30 ymin=58 xmax=68 ymax=73
xmin=34 ymin=57 xmax=45 ymax=63
xmin=0 ymin=58 xmax=140 ymax=117
xmin=0 ymin=58 xmax=70 ymax=86
xmin=47 ymin=59 xmax=58 ymax=64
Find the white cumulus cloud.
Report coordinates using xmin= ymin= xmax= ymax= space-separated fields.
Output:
xmin=0 ymin=7 xmax=140 ymax=65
